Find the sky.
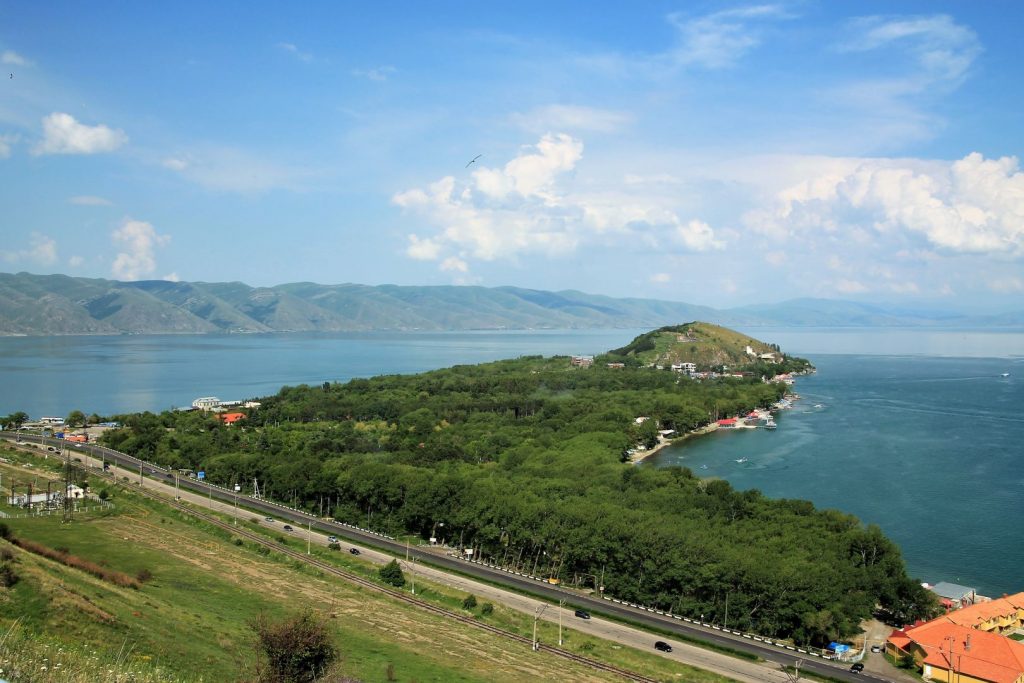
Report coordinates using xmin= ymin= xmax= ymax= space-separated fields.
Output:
xmin=1 ymin=1 xmax=1022 ymax=311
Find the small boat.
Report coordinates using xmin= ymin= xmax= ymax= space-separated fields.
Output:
xmin=813 ymin=404 xmax=823 ymax=409
xmin=735 ymin=457 xmax=748 ymax=464
xmin=764 ymin=421 xmax=777 ymax=430
xmin=700 ymin=464 xmax=708 ymax=470
xmin=1001 ymin=372 xmax=1010 ymax=377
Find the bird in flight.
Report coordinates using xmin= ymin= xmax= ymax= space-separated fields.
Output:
xmin=465 ymin=154 xmax=482 ymax=168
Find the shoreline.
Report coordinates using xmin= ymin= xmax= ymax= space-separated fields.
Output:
xmin=631 ymin=423 xmax=721 ymax=464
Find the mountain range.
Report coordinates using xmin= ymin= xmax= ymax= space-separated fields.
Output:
xmin=0 ymin=271 xmax=1019 ymax=336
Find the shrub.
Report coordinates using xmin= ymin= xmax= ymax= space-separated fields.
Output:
xmin=0 ymin=563 xmax=19 ymax=587
xmin=250 ymin=610 xmax=336 ymax=683
xmin=233 ymin=538 xmax=244 ymax=546
xmin=0 ymin=548 xmax=14 ymax=562
xmin=461 ymin=594 xmax=477 ymax=610
xmin=98 ymin=489 xmax=110 ymax=501
xmin=256 ymin=545 xmax=271 ymax=556
xmin=480 ymin=602 xmax=494 ymax=616
xmin=378 ymin=559 xmax=405 ymax=588
xmin=328 ymin=542 xmax=341 ymax=551
xmin=0 ymin=523 xmax=9 ymax=539
xmin=136 ymin=568 xmax=154 ymax=582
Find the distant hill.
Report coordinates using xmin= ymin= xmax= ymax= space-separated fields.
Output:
xmin=0 ymin=271 xmax=1019 ymax=336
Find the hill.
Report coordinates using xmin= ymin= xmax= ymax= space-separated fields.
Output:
xmin=607 ymin=322 xmax=813 ymax=374
xmin=1 ymin=271 xmax=1020 ymax=336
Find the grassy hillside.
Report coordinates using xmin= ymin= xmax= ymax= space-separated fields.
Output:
xmin=0 ymin=445 xmax=729 ymax=683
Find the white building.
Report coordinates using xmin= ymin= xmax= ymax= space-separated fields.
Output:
xmin=192 ymin=396 xmax=221 ymax=411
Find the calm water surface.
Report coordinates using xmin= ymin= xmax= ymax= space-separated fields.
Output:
xmin=2 ymin=327 xmax=1022 ymax=594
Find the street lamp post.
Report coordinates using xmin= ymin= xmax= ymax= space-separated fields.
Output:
xmin=558 ymin=599 xmax=565 ymax=646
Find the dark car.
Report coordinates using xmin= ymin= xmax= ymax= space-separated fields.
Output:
xmin=574 ymin=609 xmax=591 ymax=619
xmin=349 ymin=547 xmax=361 ymax=555
xmin=850 ymin=662 xmax=864 ymax=674
xmin=654 ymin=641 xmax=672 ymax=652
xmin=282 ymin=524 xmax=293 ymax=532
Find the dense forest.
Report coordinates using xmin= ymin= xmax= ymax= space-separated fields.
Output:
xmin=99 ymin=348 xmax=936 ymax=644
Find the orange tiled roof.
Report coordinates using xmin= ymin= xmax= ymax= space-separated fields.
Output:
xmin=947 ymin=593 xmax=1024 ymax=628
xmin=218 ymin=412 xmax=246 ymax=423
xmin=904 ymin=620 xmax=1024 ymax=683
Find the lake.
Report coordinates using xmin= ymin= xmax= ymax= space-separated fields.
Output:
xmin=1 ymin=327 xmax=1022 ymax=595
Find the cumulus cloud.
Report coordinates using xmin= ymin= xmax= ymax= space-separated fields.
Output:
xmin=988 ymin=277 xmax=1024 ymax=294
xmin=747 ymin=152 xmax=1024 ymax=257
xmin=68 ymin=255 xmax=84 ymax=267
xmin=33 ymin=113 xmax=127 ymax=155
xmin=510 ymin=105 xmax=632 ymax=133
xmin=1 ymin=50 xmax=30 ymax=66
xmin=162 ymin=157 xmax=188 ymax=171
xmin=1 ymin=233 xmax=57 ymax=265
xmin=650 ymin=272 xmax=671 ymax=283
xmin=393 ymin=133 xmax=723 ymax=271
xmin=69 ymin=195 xmax=113 ymax=206
xmin=111 ymin=219 xmax=170 ymax=281
xmin=440 ymin=256 xmax=468 ymax=273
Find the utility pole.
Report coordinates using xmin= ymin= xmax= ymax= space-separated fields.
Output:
xmin=139 ymin=462 xmax=143 ymax=486
xmin=558 ymin=599 xmax=565 ymax=646
xmin=532 ymin=604 xmax=547 ymax=652
xmin=307 ymin=519 xmax=312 ymax=555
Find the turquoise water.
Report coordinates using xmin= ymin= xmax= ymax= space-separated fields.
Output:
xmin=1 ymin=327 xmax=1021 ymax=594
xmin=647 ymin=351 xmax=1024 ymax=597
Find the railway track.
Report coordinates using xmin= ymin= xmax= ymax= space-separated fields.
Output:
xmin=107 ymin=470 xmax=663 ymax=683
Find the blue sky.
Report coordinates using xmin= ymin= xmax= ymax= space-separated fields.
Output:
xmin=2 ymin=1 xmax=1022 ymax=311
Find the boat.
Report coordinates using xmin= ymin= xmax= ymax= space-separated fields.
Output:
xmin=734 ymin=457 xmax=748 ymax=464
xmin=764 ymin=420 xmax=777 ymax=430
xmin=813 ymin=404 xmax=823 ymax=409
xmin=1001 ymin=372 xmax=1010 ymax=377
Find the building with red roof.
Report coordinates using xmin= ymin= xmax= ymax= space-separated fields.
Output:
xmin=888 ymin=601 xmax=1024 ymax=683
xmin=217 ymin=412 xmax=246 ymax=425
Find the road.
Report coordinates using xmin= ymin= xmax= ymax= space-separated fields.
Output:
xmin=4 ymin=433 xmax=897 ymax=683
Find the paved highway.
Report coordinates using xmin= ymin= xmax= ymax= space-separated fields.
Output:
xmin=4 ymin=433 xmax=896 ymax=683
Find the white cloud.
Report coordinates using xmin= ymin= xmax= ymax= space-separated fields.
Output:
xmin=764 ymin=251 xmax=787 ymax=266
xmin=840 ymin=14 xmax=980 ymax=87
xmin=351 ymin=66 xmax=396 ymax=81
xmin=988 ymin=277 xmax=1024 ymax=294
xmin=835 ymin=279 xmax=868 ymax=294
xmin=0 ymin=133 xmax=15 ymax=158
xmin=163 ymin=272 xmax=180 ymax=282
xmin=394 ymin=133 xmax=724 ymax=272
xmin=747 ymin=152 xmax=1024 ymax=257
xmin=277 ymin=42 xmax=313 ymax=63
xmin=33 ymin=113 xmax=127 ymax=155
xmin=160 ymin=148 xmax=309 ymax=192
xmin=1 ymin=50 xmax=30 ymax=66
xmin=667 ymin=5 xmax=792 ymax=69
xmin=69 ymin=195 xmax=113 ymax=206
xmin=440 ymin=256 xmax=468 ymax=273
xmin=406 ymin=234 xmax=441 ymax=261
xmin=111 ymin=219 xmax=170 ymax=281
xmin=1 ymin=232 xmax=57 ymax=265
xmin=510 ymin=105 xmax=632 ymax=133
xmin=68 ymin=255 xmax=84 ymax=267
xmin=162 ymin=157 xmax=188 ymax=171
xmin=650 ymin=272 xmax=671 ymax=283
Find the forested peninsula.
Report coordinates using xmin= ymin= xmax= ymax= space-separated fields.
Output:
xmin=99 ymin=324 xmax=936 ymax=644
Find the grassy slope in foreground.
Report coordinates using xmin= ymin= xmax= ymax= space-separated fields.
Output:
xmin=0 ymin=446 xmax=731 ymax=683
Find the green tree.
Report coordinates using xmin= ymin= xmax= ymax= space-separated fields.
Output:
xmin=65 ymin=410 xmax=87 ymax=428
xmin=461 ymin=594 xmax=477 ymax=610
xmin=378 ymin=559 xmax=406 ymax=588
xmin=1 ymin=412 xmax=28 ymax=429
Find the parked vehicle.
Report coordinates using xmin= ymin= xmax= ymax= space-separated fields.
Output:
xmin=327 ymin=535 xmax=338 ymax=543
xmin=264 ymin=517 xmax=274 ymax=522
xmin=349 ymin=548 xmax=360 ymax=555
xmin=850 ymin=663 xmax=864 ymax=673
xmin=654 ymin=641 xmax=672 ymax=652
xmin=282 ymin=525 xmax=293 ymax=532
xmin=574 ymin=609 xmax=591 ymax=619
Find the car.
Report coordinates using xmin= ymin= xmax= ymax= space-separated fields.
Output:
xmin=327 ymin=535 xmax=338 ymax=543
xmin=282 ymin=525 xmax=293 ymax=532
xmin=850 ymin=662 xmax=864 ymax=673
xmin=870 ymin=645 xmax=881 ymax=653
xmin=264 ymin=517 xmax=274 ymax=523
xmin=349 ymin=547 xmax=360 ymax=555
xmin=654 ymin=641 xmax=672 ymax=652
xmin=574 ymin=609 xmax=591 ymax=620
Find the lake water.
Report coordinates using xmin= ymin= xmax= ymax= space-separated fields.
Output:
xmin=1 ymin=327 xmax=1022 ymax=595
